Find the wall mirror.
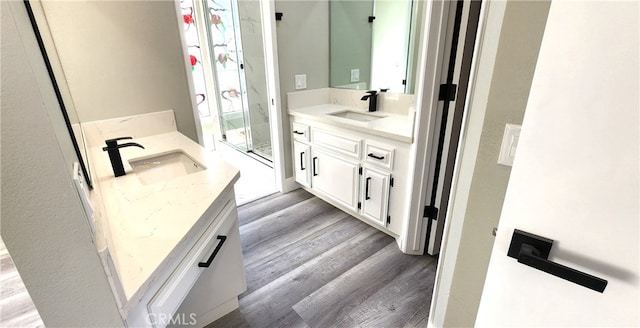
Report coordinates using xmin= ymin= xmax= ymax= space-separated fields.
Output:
xmin=330 ymin=0 xmax=419 ymax=94
xmin=25 ymin=1 xmax=93 ymax=188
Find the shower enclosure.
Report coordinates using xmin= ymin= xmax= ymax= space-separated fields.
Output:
xmin=202 ymin=0 xmax=272 ymax=161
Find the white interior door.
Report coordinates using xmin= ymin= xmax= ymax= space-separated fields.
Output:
xmin=476 ymin=1 xmax=638 ymax=326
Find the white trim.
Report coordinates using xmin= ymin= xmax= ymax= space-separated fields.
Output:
xmin=427 ymin=1 xmax=507 ymax=326
xmin=402 ymin=0 xmax=450 ymax=254
xmin=282 ymin=177 xmax=300 ymax=194
xmin=261 ymin=0 xmax=286 ymax=193
xmin=173 ymin=0 xmax=205 ymax=146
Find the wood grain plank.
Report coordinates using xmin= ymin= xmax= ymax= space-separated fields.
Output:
xmin=241 ymin=205 xmax=348 ymax=267
xmin=239 ymin=197 xmax=335 ymax=252
xmin=243 ymin=215 xmax=365 ymax=294
xmin=292 ymin=243 xmax=435 ymax=328
xmin=237 ymin=189 xmax=313 ymax=226
xmin=342 ymin=254 xmax=437 ymax=327
xmin=235 ymin=227 xmax=393 ymax=327
xmin=208 ymin=193 xmax=438 ymax=328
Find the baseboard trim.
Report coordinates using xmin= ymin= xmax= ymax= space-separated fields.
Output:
xmin=193 ymin=297 xmax=239 ymax=328
xmin=281 ymin=177 xmax=300 ymax=193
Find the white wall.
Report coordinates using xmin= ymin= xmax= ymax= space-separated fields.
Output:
xmin=431 ymin=1 xmax=550 ymax=326
xmin=275 ymin=0 xmax=330 ymax=177
xmin=39 ymin=1 xmax=198 ymax=142
xmin=1 ymin=2 xmax=123 ymax=326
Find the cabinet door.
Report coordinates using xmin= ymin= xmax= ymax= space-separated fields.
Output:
xmin=311 ymin=149 xmax=359 ymax=211
xmin=147 ymin=199 xmax=240 ymax=328
xmin=174 ymin=219 xmax=246 ymax=326
xmin=293 ymin=141 xmax=311 ymax=188
xmin=361 ymin=167 xmax=391 ymax=227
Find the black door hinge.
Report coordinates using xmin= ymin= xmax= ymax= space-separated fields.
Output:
xmin=424 ymin=205 xmax=439 ymax=220
xmin=275 ymin=12 xmax=283 ymax=21
xmin=390 ymin=177 xmax=394 ymax=187
xmin=357 ymin=202 xmax=362 ymax=209
xmin=438 ymin=83 xmax=457 ymax=101
xmin=359 ymin=167 xmax=363 ymax=175
xmin=387 ymin=216 xmax=391 ymax=224
xmin=368 ymin=16 xmax=375 ymax=23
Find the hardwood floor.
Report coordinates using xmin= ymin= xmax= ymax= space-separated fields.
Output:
xmin=209 ymin=189 xmax=437 ymax=328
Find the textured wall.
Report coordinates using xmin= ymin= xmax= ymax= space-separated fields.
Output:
xmin=275 ymin=0 xmax=330 ymax=178
xmin=39 ymin=1 xmax=198 ymax=142
xmin=1 ymin=2 xmax=123 ymax=326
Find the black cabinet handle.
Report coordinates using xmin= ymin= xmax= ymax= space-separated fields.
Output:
xmin=312 ymin=157 xmax=318 ymax=176
xmin=198 ymin=235 xmax=227 ymax=268
xmin=293 ymin=131 xmax=304 ymax=135
xmin=367 ymin=153 xmax=385 ymax=160
xmin=365 ymin=177 xmax=372 ymax=200
xmin=300 ymin=152 xmax=305 ymax=170
xmin=508 ymin=229 xmax=607 ymax=293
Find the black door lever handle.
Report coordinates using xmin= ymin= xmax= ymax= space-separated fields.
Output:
xmin=508 ymin=229 xmax=607 ymax=293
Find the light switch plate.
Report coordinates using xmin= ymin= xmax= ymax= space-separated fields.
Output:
xmin=498 ymin=123 xmax=521 ymax=166
xmin=350 ymin=69 xmax=360 ymax=82
xmin=295 ymin=74 xmax=307 ymax=90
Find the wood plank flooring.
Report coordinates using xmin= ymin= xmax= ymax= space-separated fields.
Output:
xmin=208 ymin=189 xmax=437 ymax=328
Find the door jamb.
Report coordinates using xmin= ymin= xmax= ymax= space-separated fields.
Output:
xmin=402 ymin=0 xmax=453 ymax=255
xmin=261 ymin=0 xmax=286 ymax=193
xmin=427 ymin=1 xmax=507 ymax=326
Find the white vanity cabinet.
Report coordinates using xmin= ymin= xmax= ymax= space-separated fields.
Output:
xmin=125 ymin=192 xmax=246 ymax=328
xmin=290 ymin=118 xmax=408 ymax=237
xmin=310 ymin=148 xmax=360 ymax=211
xmin=293 ymin=141 xmax=311 ymax=188
xmin=360 ymin=167 xmax=391 ymax=227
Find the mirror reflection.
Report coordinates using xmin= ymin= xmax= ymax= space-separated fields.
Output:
xmin=330 ymin=0 xmax=417 ymax=94
xmin=27 ymin=1 xmax=93 ymax=188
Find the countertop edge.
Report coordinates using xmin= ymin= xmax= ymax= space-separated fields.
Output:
xmin=122 ymin=180 xmax=238 ymax=314
xmin=88 ymin=131 xmax=241 ymax=315
xmin=288 ymin=108 xmax=414 ymax=144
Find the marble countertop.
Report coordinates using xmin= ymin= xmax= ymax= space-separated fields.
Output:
xmin=88 ymin=131 xmax=240 ymax=304
xmin=288 ymin=104 xmax=414 ymax=143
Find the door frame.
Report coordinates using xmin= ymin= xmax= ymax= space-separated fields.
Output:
xmin=427 ymin=1 xmax=509 ymax=325
xmin=401 ymin=0 xmax=452 ymax=255
xmin=261 ymin=0 xmax=286 ymax=193
xmin=404 ymin=0 xmax=479 ymax=255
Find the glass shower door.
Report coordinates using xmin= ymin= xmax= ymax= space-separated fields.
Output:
xmin=204 ymin=0 xmax=252 ymax=152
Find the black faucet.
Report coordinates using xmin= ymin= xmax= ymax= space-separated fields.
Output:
xmin=361 ymin=90 xmax=378 ymax=112
xmin=102 ymin=137 xmax=145 ymax=177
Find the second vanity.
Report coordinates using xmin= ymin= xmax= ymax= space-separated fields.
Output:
xmin=288 ymin=88 xmax=415 ymax=245
xmin=83 ymin=111 xmax=245 ymax=327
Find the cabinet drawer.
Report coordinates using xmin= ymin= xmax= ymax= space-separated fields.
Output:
xmin=147 ymin=199 xmax=236 ymax=328
xmin=312 ymin=128 xmax=362 ymax=158
xmin=364 ymin=143 xmax=395 ymax=170
xmin=291 ymin=122 xmax=310 ymax=142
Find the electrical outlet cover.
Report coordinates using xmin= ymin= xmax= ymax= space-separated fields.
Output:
xmin=498 ymin=124 xmax=522 ymax=166
xmin=350 ymin=69 xmax=360 ymax=82
xmin=295 ymin=74 xmax=307 ymax=90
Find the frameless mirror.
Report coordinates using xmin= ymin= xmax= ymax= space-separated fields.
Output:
xmin=25 ymin=1 xmax=93 ymax=188
xmin=330 ymin=0 xmax=419 ymax=94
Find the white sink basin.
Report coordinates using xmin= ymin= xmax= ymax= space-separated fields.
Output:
xmin=328 ymin=110 xmax=386 ymax=122
xmin=129 ymin=150 xmax=206 ymax=185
